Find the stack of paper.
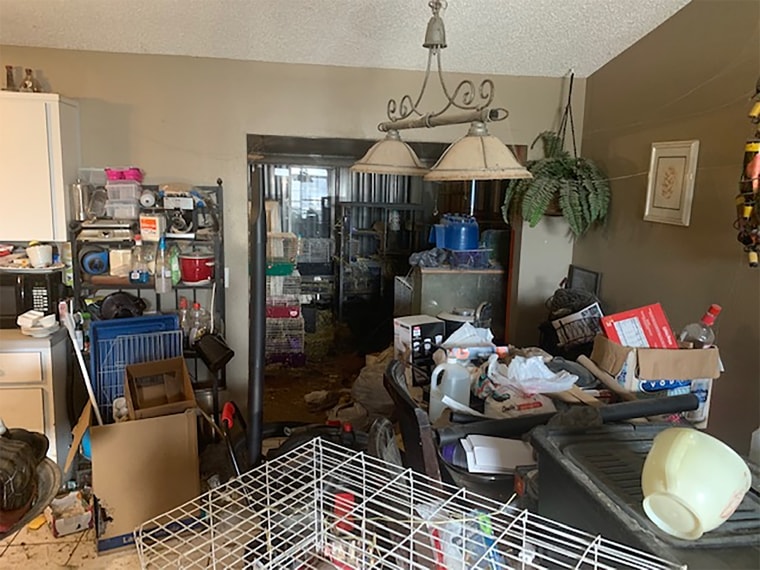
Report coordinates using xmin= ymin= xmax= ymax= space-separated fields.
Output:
xmin=460 ymin=435 xmax=534 ymax=474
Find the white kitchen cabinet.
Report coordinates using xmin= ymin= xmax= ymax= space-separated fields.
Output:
xmin=0 ymin=328 xmax=71 ymax=469
xmin=0 ymin=91 xmax=80 ymax=242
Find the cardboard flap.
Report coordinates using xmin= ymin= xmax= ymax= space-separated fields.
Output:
xmin=590 ymin=335 xmax=633 ymax=376
xmin=637 ymin=347 xmax=721 ymax=380
xmin=64 ymin=401 xmax=92 ymax=475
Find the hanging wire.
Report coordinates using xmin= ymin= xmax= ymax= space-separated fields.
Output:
xmin=557 ymin=72 xmax=578 ymax=158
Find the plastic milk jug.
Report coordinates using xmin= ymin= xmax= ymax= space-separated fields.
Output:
xmin=429 ymin=359 xmax=472 ymax=422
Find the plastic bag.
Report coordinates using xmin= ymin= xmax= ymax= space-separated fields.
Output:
xmin=505 ymin=355 xmax=578 ymax=395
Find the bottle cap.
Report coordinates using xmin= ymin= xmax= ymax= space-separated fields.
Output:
xmin=701 ymin=304 xmax=721 ymax=326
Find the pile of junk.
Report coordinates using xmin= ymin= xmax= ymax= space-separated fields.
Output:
xmin=275 ymin=298 xmax=759 ymax=569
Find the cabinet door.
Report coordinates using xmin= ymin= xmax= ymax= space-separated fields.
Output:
xmin=0 ymin=387 xmax=45 ymax=433
xmin=0 ymin=96 xmax=56 ymax=241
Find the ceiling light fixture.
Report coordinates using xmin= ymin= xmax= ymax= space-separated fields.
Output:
xmin=352 ymin=0 xmax=532 ymax=181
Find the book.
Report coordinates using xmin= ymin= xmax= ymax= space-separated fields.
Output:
xmin=600 ymin=303 xmax=677 ymax=349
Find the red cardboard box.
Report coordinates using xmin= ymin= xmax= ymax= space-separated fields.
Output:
xmin=600 ymin=303 xmax=677 ymax=349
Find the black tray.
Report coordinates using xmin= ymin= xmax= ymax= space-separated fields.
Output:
xmin=531 ymin=424 xmax=760 ymax=569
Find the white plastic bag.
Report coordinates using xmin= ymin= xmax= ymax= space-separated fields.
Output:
xmin=503 ymin=355 xmax=578 ymax=395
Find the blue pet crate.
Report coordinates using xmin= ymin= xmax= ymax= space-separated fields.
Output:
xmin=89 ymin=315 xmax=182 ymax=423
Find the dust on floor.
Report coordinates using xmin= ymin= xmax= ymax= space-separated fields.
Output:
xmin=263 ymin=351 xmax=366 ymax=424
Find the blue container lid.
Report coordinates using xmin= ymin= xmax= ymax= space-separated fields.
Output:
xmin=442 ymin=213 xmax=478 ymax=224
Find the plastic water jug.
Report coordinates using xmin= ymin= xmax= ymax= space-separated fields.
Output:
xmin=442 ymin=214 xmax=479 ymax=250
xmin=428 ymin=359 xmax=472 ymax=422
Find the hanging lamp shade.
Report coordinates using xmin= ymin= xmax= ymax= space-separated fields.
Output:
xmin=424 ymin=121 xmax=532 ymax=181
xmin=351 ymin=130 xmax=428 ymax=176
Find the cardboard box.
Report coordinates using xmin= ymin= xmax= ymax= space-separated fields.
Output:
xmin=44 ymin=491 xmax=94 ymax=537
xmin=64 ymin=404 xmax=200 ymax=552
xmin=600 ymin=303 xmax=678 ymax=349
xmin=590 ymin=334 xmax=721 ymax=427
xmin=393 ymin=315 xmax=445 ymax=365
xmin=125 ymin=357 xmax=195 ymax=420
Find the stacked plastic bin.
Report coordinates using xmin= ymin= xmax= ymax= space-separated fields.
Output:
xmin=105 ymin=180 xmax=141 ymax=220
xmin=104 ymin=167 xmax=143 ymax=220
xmin=265 ymin=232 xmax=305 ymax=366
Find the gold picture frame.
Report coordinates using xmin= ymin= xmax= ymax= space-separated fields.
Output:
xmin=644 ymin=140 xmax=700 ymax=226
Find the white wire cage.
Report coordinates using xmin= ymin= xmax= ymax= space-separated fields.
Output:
xmin=134 ymin=438 xmax=685 ymax=570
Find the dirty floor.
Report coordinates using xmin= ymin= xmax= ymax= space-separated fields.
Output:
xmin=262 ymin=351 xmax=366 ymax=423
xmin=0 ymin=524 xmax=139 ymax=569
xmin=0 ymin=351 xmax=370 ymax=568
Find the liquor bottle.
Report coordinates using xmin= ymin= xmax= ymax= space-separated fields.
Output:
xmin=679 ymin=304 xmax=722 ymax=348
xmin=154 ymin=236 xmax=172 ymax=294
xmin=188 ymin=302 xmax=210 ymax=345
xmin=129 ymin=235 xmax=150 ymax=284
xmin=177 ymin=296 xmax=190 ymax=341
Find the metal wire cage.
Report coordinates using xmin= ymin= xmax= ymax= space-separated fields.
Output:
xmin=264 ymin=317 xmax=305 ymax=354
xmin=94 ymin=330 xmax=183 ymax=423
xmin=134 ymin=438 xmax=684 ymax=570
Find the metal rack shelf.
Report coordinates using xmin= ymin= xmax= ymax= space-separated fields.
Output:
xmin=69 ymin=180 xmax=228 ymax=419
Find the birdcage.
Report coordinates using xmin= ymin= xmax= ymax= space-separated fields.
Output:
xmin=267 ymin=232 xmax=299 ymax=262
xmin=266 ymin=271 xmax=302 ymax=297
xmin=264 ymin=315 xmax=305 ymax=366
xmin=134 ymin=438 xmax=684 ymax=570
xmin=297 ymin=238 xmax=335 ymax=264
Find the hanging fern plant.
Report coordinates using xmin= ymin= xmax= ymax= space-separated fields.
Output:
xmin=502 ymin=76 xmax=611 ymax=237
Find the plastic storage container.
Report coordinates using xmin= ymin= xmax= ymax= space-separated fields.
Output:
xmin=105 ymin=200 xmax=140 ymax=220
xmin=448 ymin=249 xmax=492 ymax=269
xmin=442 ymin=214 xmax=479 ymax=250
xmin=106 ymin=180 xmax=142 ymax=201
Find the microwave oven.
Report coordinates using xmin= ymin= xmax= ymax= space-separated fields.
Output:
xmin=0 ymin=270 xmax=66 ymax=329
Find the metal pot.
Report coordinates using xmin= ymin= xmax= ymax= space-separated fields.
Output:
xmin=179 ymin=251 xmax=215 ymax=284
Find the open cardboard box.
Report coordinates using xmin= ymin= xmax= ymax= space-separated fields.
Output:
xmin=125 ymin=357 xmax=195 ymax=420
xmin=65 ymin=403 xmax=200 ymax=552
xmin=590 ymin=334 xmax=722 ymax=428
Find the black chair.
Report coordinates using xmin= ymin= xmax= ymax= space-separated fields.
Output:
xmin=383 ymin=359 xmax=443 ymax=481
xmin=382 ymin=359 xmax=551 ymax=502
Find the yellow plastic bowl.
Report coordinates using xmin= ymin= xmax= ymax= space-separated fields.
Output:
xmin=641 ymin=427 xmax=751 ymax=540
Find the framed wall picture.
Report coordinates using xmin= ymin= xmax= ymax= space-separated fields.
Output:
xmin=644 ymin=140 xmax=700 ymax=226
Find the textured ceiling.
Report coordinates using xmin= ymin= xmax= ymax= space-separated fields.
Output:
xmin=0 ymin=0 xmax=691 ymax=78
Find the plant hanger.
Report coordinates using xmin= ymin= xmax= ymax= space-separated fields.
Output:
xmin=502 ymin=72 xmax=611 ymax=238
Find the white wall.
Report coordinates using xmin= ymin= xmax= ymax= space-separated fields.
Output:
xmin=0 ymin=45 xmax=584 ymax=403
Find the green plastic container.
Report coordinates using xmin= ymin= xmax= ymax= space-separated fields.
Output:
xmin=266 ymin=261 xmax=295 ymax=276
